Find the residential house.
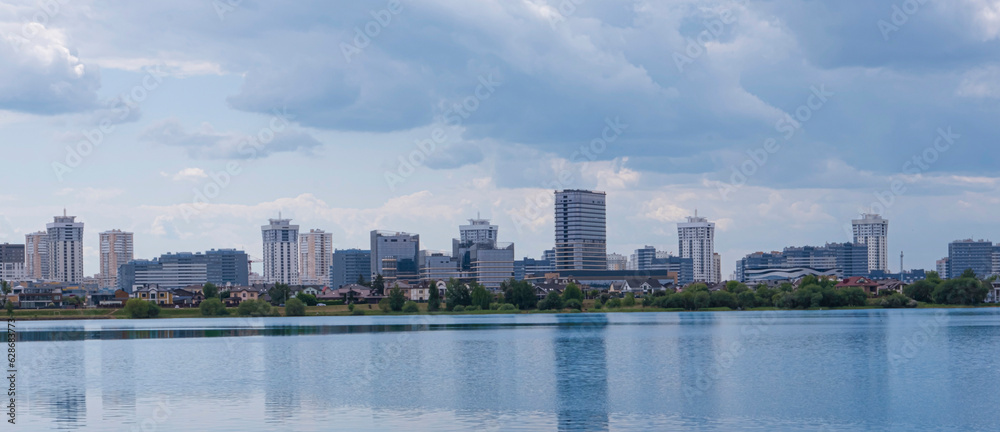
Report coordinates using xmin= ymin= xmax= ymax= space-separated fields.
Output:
xmin=835 ymin=276 xmax=880 ymax=296
xmin=131 ymin=285 xmax=174 ymax=305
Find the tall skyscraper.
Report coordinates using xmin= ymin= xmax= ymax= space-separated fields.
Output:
xmin=262 ymin=217 xmax=300 ymax=285
xmin=0 ymin=244 xmax=25 ymax=281
xmin=606 ymin=253 xmax=627 ymax=270
xmin=331 ymin=249 xmax=371 ymax=288
xmin=947 ymin=239 xmax=993 ymax=279
xmin=459 ymin=216 xmax=498 ymax=246
xmin=713 ymin=253 xmax=722 ymax=283
xmin=554 ymin=189 xmax=607 ymax=271
xmin=370 ymin=230 xmax=419 ymax=279
xmin=299 ymin=229 xmax=333 ymax=285
xmin=852 ymin=213 xmax=889 ymax=272
xmin=24 ymin=231 xmax=47 ymax=280
xmin=99 ymin=230 xmax=134 ymax=289
xmin=47 ymin=211 xmax=84 ymax=283
xmin=678 ymin=212 xmax=717 ymax=283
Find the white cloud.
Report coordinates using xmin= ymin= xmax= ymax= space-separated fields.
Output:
xmin=163 ymin=168 xmax=209 ymax=182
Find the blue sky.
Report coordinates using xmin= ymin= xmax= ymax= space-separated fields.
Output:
xmin=2 ymin=0 xmax=999 ymax=278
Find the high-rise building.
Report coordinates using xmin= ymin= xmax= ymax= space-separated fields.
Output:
xmin=460 ymin=216 xmax=498 ymax=247
xmin=262 ymin=218 xmax=300 ymax=285
xmin=117 ymin=249 xmax=248 ymax=291
xmin=554 ymin=189 xmax=607 ymax=271
xmin=24 ymin=231 xmax=48 ymax=280
xmin=330 ymin=249 xmax=372 ymax=288
xmin=370 ymin=230 xmax=419 ymax=280
xmin=99 ymin=230 xmax=134 ymax=289
xmin=993 ymin=246 xmax=1000 ymax=277
xmin=852 ymin=213 xmax=889 ymax=272
xmin=735 ymin=242 xmax=868 ymax=283
xmin=470 ymin=242 xmax=515 ymax=290
xmin=419 ymin=250 xmax=463 ymax=282
xmin=299 ymin=229 xmax=333 ymax=285
xmin=0 ymin=243 xmax=25 ymax=281
xmin=936 ymin=258 xmax=950 ymax=279
xmin=47 ymin=212 xmax=84 ymax=283
xmin=713 ymin=253 xmax=722 ymax=283
xmin=678 ymin=213 xmax=716 ymax=283
xmin=634 ymin=246 xmax=657 ymax=270
xmin=606 ymin=253 xmax=627 ymax=271
xmin=947 ymin=239 xmax=993 ymax=279
xmin=514 ymin=250 xmax=555 ymax=280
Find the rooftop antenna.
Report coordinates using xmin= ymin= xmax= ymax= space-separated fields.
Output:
xmin=900 ymin=251 xmax=904 ymax=274
xmin=63 ymin=208 xmax=67 ymax=217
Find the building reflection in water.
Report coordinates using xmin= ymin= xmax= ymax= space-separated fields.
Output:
xmin=264 ymin=338 xmax=300 ymax=424
xmin=35 ymin=327 xmax=88 ymax=428
xmin=554 ymin=314 xmax=609 ymax=432
xmin=101 ymin=339 xmax=137 ymax=421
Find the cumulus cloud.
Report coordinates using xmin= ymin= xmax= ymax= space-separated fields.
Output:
xmin=162 ymin=168 xmax=209 ymax=181
xmin=139 ymin=118 xmax=323 ymax=159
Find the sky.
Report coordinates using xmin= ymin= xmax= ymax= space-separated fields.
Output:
xmin=1 ymin=0 xmax=999 ymax=279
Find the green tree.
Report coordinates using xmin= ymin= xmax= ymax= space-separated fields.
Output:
xmin=372 ymin=274 xmax=386 ymax=296
xmin=502 ymin=279 xmax=537 ymax=310
xmin=202 ymin=283 xmax=219 ymax=299
xmin=622 ymin=293 xmax=636 ymax=307
xmin=388 ymin=285 xmax=407 ymax=311
xmin=933 ymin=277 xmax=988 ymax=305
xmin=379 ymin=298 xmax=391 ymax=312
xmin=588 ymin=289 xmax=601 ymax=300
xmin=562 ymin=283 xmax=584 ymax=303
xmin=402 ymin=301 xmax=419 ymax=313
xmin=0 ymin=280 xmax=10 ymax=312
xmin=428 ymin=283 xmax=441 ymax=311
xmin=237 ymin=299 xmax=274 ymax=317
xmin=199 ymin=298 xmax=229 ymax=316
xmin=4 ymin=301 xmax=13 ymax=315
xmin=903 ymin=280 xmax=937 ymax=303
xmin=470 ymin=284 xmax=491 ymax=310
xmin=445 ymin=279 xmax=472 ymax=310
xmin=539 ymin=291 xmax=563 ymax=310
xmin=841 ymin=287 xmax=868 ymax=307
xmin=357 ymin=274 xmax=370 ymax=287
xmin=737 ymin=290 xmax=757 ymax=309
xmin=960 ymin=268 xmax=978 ymax=279
xmin=725 ymin=281 xmax=749 ymax=294
xmin=710 ymin=291 xmax=738 ymax=309
xmin=268 ymin=283 xmax=291 ymax=305
xmin=123 ymin=298 xmax=160 ymax=319
xmin=565 ymin=299 xmax=582 ymax=310
xmin=685 ymin=283 xmax=709 ymax=293
xmin=296 ymin=292 xmax=318 ymax=306
xmin=926 ymin=271 xmax=943 ymax=284
xmin=285 ymin=298 xmax=306 ymax=316
xmin=693 ymin=291 xmax=711 ymax=309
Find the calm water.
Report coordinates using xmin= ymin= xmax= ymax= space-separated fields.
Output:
xmin=12 ymin=309 xmax=1000 ymax=431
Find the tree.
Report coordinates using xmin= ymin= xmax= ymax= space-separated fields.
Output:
xmin=372 ymin=274 xmax=385 ymax=296
xmin=357 ymin=274 xmax=370 ymax=287
xmin=709 ymin=291 xmax=738 ymax=309
xmin=428 ymin=283 xmax=441 ymax=311
xmin=539 ymin=291 xmax=563 ymax=310
xmin=961 ymin=268 xmax=978 ymax=279
xmin=123 ymin=299 xmax=160 ymax=319
xmin=268 ymin=283 xmax=291 ymax=305
xmin=470 ymin=284 xmax=491 ymax=310
xmin=237 ymin=299 xmax=274 ymax=317
xmin=285 ymin=298 xmax=306 ymax=316
xmin=841 ymin=287 xmax=868 ymax=307
xmin=685 ymin=283 xmax=709 ymax=293
xmin=565 ymin=299 xmax=582 ymax=310
xmin=693 ymin=291 xmax=711 ymax=309
xmin=562 ymin=283 xmax=584 ymax=303
xmin=588 ymin=289 xmax=601 ymax=300
xmin=725 ymin=281 xmax=749 ymax=294
xmin=199 ymin=298 xmax=229 ymax=316
xmin=0 ymin=280 xmax=10 ymax=313
xmin=622 ymin=293 xmax=636 ymax=307
xmin=66 ymin=296 xmax=85 ymax=308
xmin=903 ymin=280 xmax=936 ymax=303
xmin=202 ymin=283 xmax=219 ymax=299
xmin=737 ymin=290 xmax=757 ymax=309
xmin=296 ymin=292 xmax=318 ymax=306
xmin=445 ymin=279 xmax=471 ymax=310
xmin=388 ymin=284 xmax=407 ymax=311
xmin=402 ymin=301 xmax=419 ymax=313
xmin=933 ymin=277 xmax=988 ymax=305
xmin=503 ymin=279 xmax=536 ymax=310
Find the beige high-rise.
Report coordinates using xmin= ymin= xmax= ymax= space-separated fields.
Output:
xmin=299 ymin=229 xmax=332 ymax=285
xmin=99 ymin=230 xmax=134 ymax=289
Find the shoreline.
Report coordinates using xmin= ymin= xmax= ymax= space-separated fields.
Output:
xmin=9 ymin=303 xmax=999 ymax=321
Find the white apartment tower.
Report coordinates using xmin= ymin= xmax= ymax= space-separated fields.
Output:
xmin=852 ymin=213 xmax=889 ymax=272
xmin=460 ymin=215 xmax=498 ymax=246
xmin=25 ymin=231 xmax=49 ymax=280
xmin=678 ymin=212 xmax=717 ymax=283
xmin=262 ymin=217 xmax=300 ymax=285
xmin=47 ymin=211 xmax=84 ymax=283
xmin=99 ymin=230 xmax=134 ymax=289
xmin=299 ymin=229 xmax=333 ymax=285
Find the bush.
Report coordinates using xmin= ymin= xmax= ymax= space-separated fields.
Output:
xmin=593 ymin=302 xmax=602 ymax=310
xmin=709 ymin=291 xmax=738 ymax=309
xmin=499 ymin=303 xmax=517 ymax=311
xmin=351 ymin=308 xmax=366 ymax=316
xmin=402 ymin=301 xmax=419 ymax=313
xmin=879 ymin=293 xmax=913 ymax=309
xmin=348 ymin=303 xmax=355 ymax=311
xmin=295 ymin=292 xmax=318 ymax=306
xmin=622 ymin=293 xmax=636 ymax=307
xmin=565 ymin=299 xmax=582 ymax=310
xmin=199 ymin=298 xmax=229 ymax=316
xmin=562 ymin=283 xmax=584 ymax=303
xmin=237 ymin=299 xmax=274 ymax=317
xmin=489 ymin=302 xmax=501 ymax=310
xmin=379 ymin=298 xmax=391 ymax=312
xmin=606 ymin=298 xmax=622 ymax=309
xmin=452 ymin=305 xmax=466 ymax=312
xmin=123 ymin=299 xmax=160 ymax=319
xmin=284 ymin=298 xmax=306 ymax=316
xmin=539 ymin=291 xmax=563 ymax=310
xmin=466 ymin=305 xmax=481 ymax=311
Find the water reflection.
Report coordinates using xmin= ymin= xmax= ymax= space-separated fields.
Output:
xmin=554 ymin=314 xmax=609 ymax=432
xmin=264 ymin=339 xmax=299 ymax=424
xmin=100 ymin=340 xmax=136 ymax=422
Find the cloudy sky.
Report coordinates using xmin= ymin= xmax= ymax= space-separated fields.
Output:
xmin=2 ymin=0 xmax=999 ymax=278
